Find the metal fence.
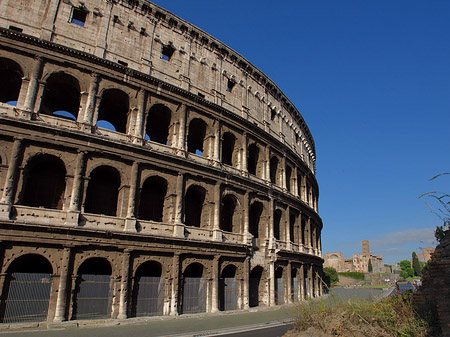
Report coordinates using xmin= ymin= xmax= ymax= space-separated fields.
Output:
xmin=292 ymin=277 xmax=299 ymax=301
xmin=73 ymin=274 xmax=112 ymax=320
xmin=275 ymin=278 xmax=284 ymax=304
xmin=221 ymin=277 xmax=238 ymax=311
xmin=132 ymin=276 xmax=164 ymax=317
xmin=2 ymin=272 xmax=52 ymax=323
xmin=181 ymin=277 xmax=206 ymax=314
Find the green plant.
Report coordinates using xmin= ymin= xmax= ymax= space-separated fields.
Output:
xmin=338 ymin=271 xmax=365 ymax=280
xmin=412 ymin=251 xmax=421 ymax=276
xmin=399 ymin=259 xmax=411 ymax=270
xmin=323 ymin=267 xmax=339 ymax=287
xmin=368 ymin=258 xmax=373 ymax=273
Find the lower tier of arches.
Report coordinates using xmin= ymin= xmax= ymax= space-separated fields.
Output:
xmin=0 ymin=237 xmax=323 ymax=323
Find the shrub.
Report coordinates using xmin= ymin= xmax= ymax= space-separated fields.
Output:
xmin=323 ymin=267 xmax=339 ymax=287
xmin=338 ymin=272 xmax=365 ymax=280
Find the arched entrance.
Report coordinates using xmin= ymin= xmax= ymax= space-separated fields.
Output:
xmin=249 ymin=266 xmax=263 ymax=307
xmin=220 ymin=265 xmax=237 ymax=311
xmin=0 ymin=254 xmax=52 ymax=323
xmin=72 ymin=258 xmax=112 ymax=320
xmin=131 ymin=261 xmax=164 ymax=317
xmin=275 ymin=267 xmax=284 ymax=305
xmin=181 ymin=263 xmax=206 ymax=314
xmin=292 ymin=268 xmax=299 ymax=302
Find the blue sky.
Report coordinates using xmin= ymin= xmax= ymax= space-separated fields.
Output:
xmin=154 ymin=0 xmax=450 ymax=264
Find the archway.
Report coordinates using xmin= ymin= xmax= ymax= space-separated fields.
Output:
xmin=275 ymin=267 xmax=284 ymax=305
xmin=0 ymin=254 xmax=52 ymax=323
xmin=247 ymin=143 xmax=259 ymax=176
xmin=0 ymin=58 xmax=23 ymax=105
xmin=145 ymin=104 xmax=171 ymax=145
xmin=273 ymin=209 xmax=282 ymax=240
xmin=221 ymin=132 xmax=236 ymax=166
xmin=138 ymin=176 xmax=167 ymax=222
xmin=220 ymin=265 xmax=237 ymax=311
xmin=184 ymin=185 xmax=205 ymax=227
xmin=19 ymin=155 xmax=66 ymax=210
xmin=187 ymin=118 xmax=206 ymax=156
xmin=131 ymin=261 xmax=164 ymax=317
xmin=181 ymin=263 xmax=206 ymax=314
xmin=249 ymin=201 xmax=263 ymax=240
xmin=220 ymin=194 xmax=238 ymax=233
xmin=40 ymin=72 xmax=80 ymax=120
xmin=84 ymin=166 xmax=120 ymax=216
xmin=249 ymin=266 xmax=263 ymax=307
xmin=270 ymin=156 xmax=279 ymax=185
xmin=72 ymin=258 xmax=112 ymax=320
xmin=292 ymin=268 xmax=299 ymax=302
xmin=97 ymin=89 xmax=129 ymax=133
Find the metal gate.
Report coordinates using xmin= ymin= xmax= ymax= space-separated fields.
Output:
xmin=74 ymin=274 xmax=112 ymax=319
xmin=133 ymin=276 xmax=164 ymax=317
xmin=304 ymin=276 xmax=309 ymax=298
xmin=221 ymin=277 xmax=237 ymax=311
xmin=275 ymin=278 xmax=284 ymax=304
xmin=2 ymin=272 xmax=52 ymax=323
xmin=182 ymin=277 xmax=206 ymax=314
xmin=292 ymin=277 xmax=299 ymax=301
xmin=249 ymin=277 xmax=259 ymax=307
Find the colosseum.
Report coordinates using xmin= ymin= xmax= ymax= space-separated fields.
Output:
xmin=0 ymin=0 xmax=323 ymax=323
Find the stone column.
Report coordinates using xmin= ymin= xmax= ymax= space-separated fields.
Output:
xmin=286 ymin=261 xmax=292 ymax=303
xmin=177 ymin=104 xmax=187 ymax=152
xmin=299 ymin=263 xmax=305 ymax=301
xmin=133 ymin=89 xmax=147 ymax=143
xmin=268 ymin=198 xmax=275 ymax=249
xmin=293 ymin=167 xmax=299 ymax=197
xmin=82 ymin=73 xmax=100 ymax=127
xmin=243 ymin=191 xmax=251 ymax=244
xmin=173 ymin=173 xmax=185 ymax=237
xmin=210 ymin=255 xmax=220 ymax=313
xmin=281 ymin=156 xmax=286 ymax=190
xmin=242 ymin=256 xmax=250 ymax=309
xmin=0 ymin=138 xmax=24 ymax=219
xmin=66 ymin=151 xmax=87 ymax=225
xmin=307 ymin=264 xmax=313 ymax=298
xmin=306 ymin=216 xmax=311 ymax=250
xmin=53 ymin=246 xmax=72 ymax=322
xmin=213 ymin=119 xmax=220 ymax=162
xmin=22 ymin=56 xmax=44 ymax=113
xmin=269 ymin=260 xmax=275 ymax=306
xmin=213 ymin=182 xmax=222 ymax=241
xmin=118 ymin=250 xmax=131 ymax=319
xmin=124 ymin=162 xmax=139 ymax=231
xmin=241 ymin=132 xmax=247 ymax=172
xmin=286 ymin=206 xmax=292 ymax=250
xmin=265 ymin=146 xmax=271 ymax=182
xmin=170 ymin=253 xmax=180 ymax=315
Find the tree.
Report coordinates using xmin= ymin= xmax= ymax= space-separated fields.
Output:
xmin=368 ymin=259 xmax=373 ymax=273
xmin=399 ymin=260 xmax=411 ymax=271
xmin=406 ymin=267 xmax=414 ymax=278
xmin=412 ymin=252 xmax=421 ymax=276
xmin=399 ymin=270 xmax=409 ymax=280
xmin=323 ymin=267 xmax=339 ymax=287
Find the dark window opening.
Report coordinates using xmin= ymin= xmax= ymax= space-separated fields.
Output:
xmin=221 ymin=195 xmax=237 ymax=233
xmin=249 ymin=202 xmax=263 ymax=239
xmin=285 ymin=166 xmax=292 ymax=192
xmin=40 ymin=72 xmax=80 ymax=120
xmin=97 ymin=89 xmax=129 ymax=133
xmin=161 ymin=45 xmax=175 ymax=61
xmin=273 ymin=209 xmax=282 ymax=240
xmin=221 ymin=132 xmax=236 ymax=166
xmin=135 ymin=261 xmax=162 ymax=278
xmin=198 ymin=92 xmax=205 ymax=98
xmin=138 ymin=176 xmax=167 ymax=222
xmin=301 ymin=219 xmax=306 ymax=245
xmin=226 ymin=79 xmax=235 ymax=93
xmin=270 ymin=156 xmax=279 ymax=185
xmin=84 ymin=166 xmax=120 ymax=216
xmin=184 ymin=185 xmax=205 ymax=227
xmin=117 ymin=60 xmax=128 ymax=67
xmin=7 ymin=254 xmax=53 ymax=274
xmin=145 ymin=104 xmax=171 ymax=145
xmin=247 ymin=143 xmax=259 ymax=176
xmin=270 ymin=109 xmax=276 ymax=121
xmin=131 ymin=261 xmax=163 ymax=318
xmin=71 ymin=7 xmax=87 ymax=27
xmin=184 ymin=263 xmax=203 ymax=278
xmin=78 ymin=258 xmax=111 ymax=275
xmin=0 ymin=58 xmax=23 ymax=105
xmin=187 ymin=118 xmax=206 ymax=156
xmin=249 ymin=266 xmax=263 ymax=307
xmin=289 ymin=213 xmax=296 ymax=243
xmin=8 ymin=26 xmax=22 ymax=33
xmin=221 ymin=265 xmax=236 ymax=279
xmin=20 ymin=155 xmax=66 ymax=210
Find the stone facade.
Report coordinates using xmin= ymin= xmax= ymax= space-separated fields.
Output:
xmin=0 ymin=0 xmax=322 ymax=323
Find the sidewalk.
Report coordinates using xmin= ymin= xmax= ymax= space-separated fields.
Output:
xmin=0 ymin=305 xmax=297 ymax=337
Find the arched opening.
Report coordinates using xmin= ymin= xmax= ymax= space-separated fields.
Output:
xmin=187 ymin=118 xmax=206 ymax=156
xmin=221 ymin=132 xmax=236 ymax=166
xmin=181 ymin=263 xmax=206 ymax=314
xmin=292 ymin=268 xmax=299 ymax=302
xmin=220 ymin=194 xmax=238 ymax=233
xmin=0 ymin=254 xmax=52 ymax=323
xmin=97 ymin=89 xmax=129 ymax=133
xmin=301 ymin=218 xmax=307 ymax=246
xmin=249 ymin=201 xmax=263 ymax=239
xmin=247 ymin=143 xmax=259 ymax=176
xmin=270 ymin=156 xmax=279 ymax=185
xmin=289 ymin=213 xmax=297 ymax=244
xmin=0 ymin=58 xmax=23 ymax=106
xmin=84 ymin=166 xmax=120 ymax=216
xmin=145 ymin=104 xmax=171 ymax=145
xmin=220 ymin=265 xmax=237 ymax=311
xmin=285 ymin=166 xmax=292 ymax=192
xmin=131 ymin=261 xmax=164 ymax=317
xmin=249 ymin=266 xmax=263 ymax=307
xmin=184 ymin=185 xmax=205 ymax=227
xmin=275 ymin=267 xmax=284 ymax=305
xmin=304 ymin=267 xmax=309 ymax=299
xmin=40 ymin=72 xmax=80 ymax=120
xmin=73 ymin=258 xmax=112 ymax=320
xmin=19 ymin=155 xmax=66 ymax=210
xmin=273 ymin=209 xmax=282 ymax=240
xmin=138 ymin=176 xmax=167 ymax=222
